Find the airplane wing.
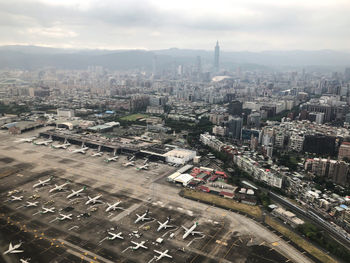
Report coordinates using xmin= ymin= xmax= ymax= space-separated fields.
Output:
xmin=11 ymin=249 xmax=24 ymax=254
xmin=157 ymin=221 xmax=162 ymax=225
xmin=192 ymin=231 xmax=202 ymax=234
xmin=165 ymin=253 xmax=172 ymax=258
xmin=181 ymin=226 xmax=189 ymax=231
xmin=154 ymin=250 xmax=162 ymax=254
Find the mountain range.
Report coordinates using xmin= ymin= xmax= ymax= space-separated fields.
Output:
xmin=0 ymin=45 xmax=349 ymax=71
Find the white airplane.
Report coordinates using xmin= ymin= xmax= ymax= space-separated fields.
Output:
xmin=105 ymin=201 xmax=123 ymax=212
xmin=25 ymin=201 xmax=39 ymax=207
xmin=15 ymin=137 xmax=37 ymax=143
xmin=51 ymin=143 xmax=70 ymax=149
xmin=49 ymin=182 xmax=69 ymax=193
xmin=91 ymin=152 xmax=103 ymax=157
xmin=157 ymin=216 xmax=174 ymax=232
xmin=105 ymin=156 xmax=119 ymax=163
xmin=33 ymin=139 xmax=53 ymax=146
xmin=131 ymin=240 xmax=148 ymax=250
xmin=67 ymin=187 xmax=86 ymax=199
xmin=85 ymin=195 xmax=102 ymax=205
xmin=10 ymin=195 xmax=23 ymax=201
xmin=70 ymin=147 xmax=89 ymax=154
xmin=135 ymin=209 xmax=151 ymax=223
xmin=153 ymin=249 xmax=172 ymax=261
xmin=107 ymin=231 xmax=124 ymax=240
xmin=123 ymin=161 xmax=135 ymax=167
xmin=182 ymin=222 xmax=202 ymax=239
xmin=58 ymin=213 xmax=73 ymax=221
xmin=3 ymin=242 xmax=23 ymax=255
xmin=33 ymin=177 xmax=53 ymax=188
xmin=40 ymin=206 xmax=55 ymax=214
xmin=136 ymin=164 xmax=149 ymax=171
xmin=20 ymin=258 xmax=30 ymax=263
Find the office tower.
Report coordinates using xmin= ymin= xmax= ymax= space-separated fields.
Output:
xmin=227 ymin=116 xmax=242 ymax=140
xmin=228 ymin=100 xmax=243 ymax=116
xmin=214 ymin=41 xmax=220 ymax=72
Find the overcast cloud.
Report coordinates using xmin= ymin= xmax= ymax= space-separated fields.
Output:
xmin=0 ymin=0 xmax=349 ymax=51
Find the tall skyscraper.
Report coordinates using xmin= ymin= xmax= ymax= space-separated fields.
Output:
xmin=214 ymin=41 xmax=220 ymax=72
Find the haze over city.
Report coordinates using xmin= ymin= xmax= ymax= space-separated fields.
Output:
xmin=1 ymin=1 xmax=350 ymax=263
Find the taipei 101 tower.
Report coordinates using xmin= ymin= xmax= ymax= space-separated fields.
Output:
xmin=214 ymin=41 xmax=220 ymax=73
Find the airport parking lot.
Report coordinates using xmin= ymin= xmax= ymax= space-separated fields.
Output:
xmin=0 ymin=130 xmax=314 ymax=263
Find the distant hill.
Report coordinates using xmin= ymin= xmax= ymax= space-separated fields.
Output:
xmin=0 ymin=45 xmax=349 ymax=71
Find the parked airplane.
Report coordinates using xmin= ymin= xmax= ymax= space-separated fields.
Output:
xmin=157 ymin=216 xmax=174 ymax=232
xmin=49 ymin=182 xmax=69 ymax=193
xmin=91 ymin=152 xmax=103 ymax=157
xmin=20 ymin=258 xmax=30 ymax=263
xmin=105 ymin=201 xmax=123 ymax=212
xmin=3 ymin=242 xmax=23 ymax=255
xmin=182 ymin=222 xmax=202 ymax=239
xmin=85 ymin=195 xmax=102 ymax=205
xmin=33 ymin=139 xmax=53 ymax=146
xmin=134 ymin=209 xmax=151 ymax=223
xmin=33 ymin=177 xmax=53 ymax=188
xmin=67 ymin=187 xmax=86 ymax=199
xmin=58 ymin=213 xmax=73 ymax=221
xmin=40 ymin=206 xmax=55 ymax=214
xmin=153 ymin=250 xmax=172 ymax=261
xmin=15 ymin=137 xmax=37 ymax=143
xmin=25 ymin=201 xmax=39 ymax=207
xmin=136 ymin=164 xmax=149 ymax=171
xmin=51 ymin=143 xmax=70 ymax=149
xmin=131 ymin=240 xmax=148 ymax=250
xmin=105 ymin=156 xmax=119 ymax=163
xmin=70 ymin=147 xmax=88 ymax=154
xmin=10 ymin=196 xmax=23 ymax=201
xmin=107 ymin=231 xmax=124 ymax=240
xmin=123 ymin=161 xmax=135 ymax=167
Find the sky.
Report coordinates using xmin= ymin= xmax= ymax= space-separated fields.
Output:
xmin=0 ymin=0 xmax=349 ymax=51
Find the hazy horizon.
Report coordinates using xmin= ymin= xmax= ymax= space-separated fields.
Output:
xmin=0 ymin=0 xmax=349 ymax=51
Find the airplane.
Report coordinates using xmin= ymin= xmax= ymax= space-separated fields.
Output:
xmin=131 ymin=240 xmax=148 ymax=250
xmin=70 ymin=147 xmax=89 ymax=154
xmin=15 ymin=137 xmax=37 ymax=143
xmin=182 ymin=222 xmax=203 ymax=239
xmin=85 ymin=194 xmax=102 ymax=205
xmin=25 ymin=201 xmax=39 ymax=207
xmin=33 ymin=139 xmax=53 ymax=146
xmin=58 ymin=213 xmax=73 ymax=221
xmin=51 ymin=143 xmax=70 ymax=149
xmin=91 ymin=152 xmax=103 ymax=157
xmin=3 ymin=241 xmax=23 ymax=255
xmin=157 ymin=216 xmax=174 ymax=232
xmin=20 ymin=259 xmax=30 ymax=263
xmin=153 ymin=249 xmax=172 ymax=261
xmin=67 ymin=187 xmax=86 ymax=199
xmin=33 ymin=177 xmax=53 ymax=188
xmin=105 ymin=156 xmax=119 ymax=163
xmin=40 ymin=206 xmax=55 ymax=214
xmin=49 ymin=182 xmax=69 ymax=193
xmin=136 ymin=164 xmax=149 ymax=171
xmin=105 ymin=201 xmax=123 ymax=212
xmin=10 ymin=195 xmax=23 ymax=201
xmin=123 ymin=161 xmax=135 ymax=167
xmin=107 ymin=231 xmax=124 ymax=240
xmin=134 ymin=209 xmax=151 ymax=223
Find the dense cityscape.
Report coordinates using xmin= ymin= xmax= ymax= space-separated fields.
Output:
xmin=1 ymin=0 xmax=350 ymax=263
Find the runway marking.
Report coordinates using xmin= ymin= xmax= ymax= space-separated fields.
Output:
xmin=59 ymin=239 xmax=113 ymax=263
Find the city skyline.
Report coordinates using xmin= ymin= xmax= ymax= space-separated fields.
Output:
xmin=0 ymin=0 xmax=349 ymax=51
